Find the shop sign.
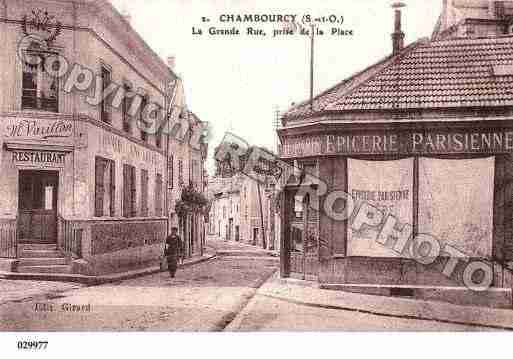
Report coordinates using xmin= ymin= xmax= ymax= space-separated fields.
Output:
xmin=3 ymin=118 xmax=73 ymax=141
xmin=280 ymin=130 xmax=513 ymax=157
xmin=12 ymin=150 xmax=66 ymax=168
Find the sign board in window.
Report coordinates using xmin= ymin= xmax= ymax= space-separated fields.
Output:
xmin=347 ymin=158 xmax=414 ymax=258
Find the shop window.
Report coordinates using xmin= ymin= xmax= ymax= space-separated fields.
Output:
xmin=122 ymin=164 xmax=137 ymax=218
xmin=140 ymin=169 xmax=149 ymax=217
xmin=155 ymin=173 xmax=163 ymax=216
xmin=95 ymin=157 xmax=116 ymax=217
xmin=418 ymin=157 xmax=494 ymax=258
xmin=22 ymin=52 xmax=59 ymax=112
xmin=347 ymin=158 xmax=414 ymax=258
xmin=101 ymin=65 xmax=112 ymax=123
xmin=122 ymin=83 xmax=132 ymax=133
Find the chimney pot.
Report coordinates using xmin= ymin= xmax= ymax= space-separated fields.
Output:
xmin=391 ymin=2 xmax=406 ymax=55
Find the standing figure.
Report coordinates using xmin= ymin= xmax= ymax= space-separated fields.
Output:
xmin=165 ymin=227 xmax=183 ymax=278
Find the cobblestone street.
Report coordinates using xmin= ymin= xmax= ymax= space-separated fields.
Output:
xmin=0 ymin=241 xmax=505 ymax=331
xmin=0 ymin=242 xmax=278 ymax=331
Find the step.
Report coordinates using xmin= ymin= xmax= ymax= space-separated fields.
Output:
xmin=17 ymin=265 xmax=72 ymax=274
xmin=18 ymin=243 xmax=58 ymax=251
xmin=19 ymin=250 xmax=64 ymax=259
xmin=18 ymin=257 xmax=69 ymax=266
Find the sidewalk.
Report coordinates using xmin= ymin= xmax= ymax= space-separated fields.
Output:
xmin=207 ymin=239 xmax=279 ymax=258
xmin=251 ymin=272 xmax=513 ymax=330
xmin=0 ymin=252 xmax=216 ymax=286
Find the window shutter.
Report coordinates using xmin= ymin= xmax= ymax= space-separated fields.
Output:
xmin=110 ymin=161 xmax=116 ymax=217
xmin=131 ymin=166 xmax=137 ymax=217
xmin=156 ymin=174 xmax=163 ymax=216
xmin=168 ymin=155 xmax=174 ymax=189
xmin=95 ymin=158 xmax=105 ymax=217
xmin=141 ymin=169 xmax=148 ymax=217
xmin=123 ymin=164 xmax=130 ymax=218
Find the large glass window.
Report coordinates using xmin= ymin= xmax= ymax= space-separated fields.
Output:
xmin=418 ymin=157 xmax=494 ymax=257
xmin=347 ymin=158 xmax=414 ymax=257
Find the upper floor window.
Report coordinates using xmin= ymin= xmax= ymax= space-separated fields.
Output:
xmin=101 ymin=65 xmax=112 ymax=123
xmin=22 ymin=53 xmax=59 ymax=112
xmin=122 ymin=83 xmax=132 ymax=133
xmin=140 ymin=95 xmax=148 ymax=142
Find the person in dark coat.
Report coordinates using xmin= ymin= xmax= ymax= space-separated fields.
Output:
xmin=165 ymin=227 xmax=183 ymax=278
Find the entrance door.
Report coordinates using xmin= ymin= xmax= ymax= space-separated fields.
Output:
xmin=18 ymin=171 xmax=59 ymax=243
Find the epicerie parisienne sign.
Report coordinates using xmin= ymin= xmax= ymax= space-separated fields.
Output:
xmin=12 ymin=150 xmax=66 ymax=168
xmin=280 ymin=130 xmax=513 ymax=157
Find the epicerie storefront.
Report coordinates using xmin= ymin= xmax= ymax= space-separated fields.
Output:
xmin=279 ymin=120 xmax=513 ymax=295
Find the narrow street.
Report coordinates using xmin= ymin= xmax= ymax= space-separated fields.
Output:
xmin=0 ymin=241 xmax=500 ymax=331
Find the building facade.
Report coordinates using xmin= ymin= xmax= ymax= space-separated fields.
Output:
xmin=208 ymin=173 xmax=280 ymax=251
xmin=0 ymin=0 xmax=207 ymax=275
xmin=278 ymin=0 xmax=513 ymax=307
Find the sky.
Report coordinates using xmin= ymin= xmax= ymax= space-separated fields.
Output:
xmin=109 ymin=0 xmax=443 ymax=174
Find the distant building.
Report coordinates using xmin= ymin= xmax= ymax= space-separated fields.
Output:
xmin=278 ymin=0 xmax=513 ymax=307
xmin=208 ymin=172 xmax=280 ymax=251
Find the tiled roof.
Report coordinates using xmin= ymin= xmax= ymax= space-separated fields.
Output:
xmin=284 ymin=35 xmax=513 ymax=120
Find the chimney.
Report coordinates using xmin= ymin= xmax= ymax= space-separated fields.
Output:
xmin=167 ymin=56 xmax=176 ymax=70
xmin=391 ymin=2 xmax=406 ymax=55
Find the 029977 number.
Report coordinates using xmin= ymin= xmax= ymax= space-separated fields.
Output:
xmin=17 ymin=341 xmax=48 ymax=350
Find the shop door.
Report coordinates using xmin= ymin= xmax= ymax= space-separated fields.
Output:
xmin=18 ymin=171 xmax=59 ymax=243
xmin=287 ymin=191 xmax=318 ymax=280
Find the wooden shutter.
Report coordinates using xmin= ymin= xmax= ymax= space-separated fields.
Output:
xmin=168 ymin=155 xmax=174 ymax=189
xmin=123 ymin=164 xmax=130 ymax=218
xmin=110 ymin=160 xmax=116 ymax=217
xmin=130 ymin=166 xmax=137 ymax=217
xmin=141 ymin=169 xmax=148 ymax=217
xmin=156 ymin=173 xmax=163 ymax=216
xmin=95 ymin=158 xmax=105 ymax=217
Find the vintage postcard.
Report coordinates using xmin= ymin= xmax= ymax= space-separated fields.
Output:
xmin=0 ymin=0 xmax=512 ymax=356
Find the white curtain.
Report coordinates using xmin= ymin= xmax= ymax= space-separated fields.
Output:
xmin=418 ymin=157 xmax=494 ymax=258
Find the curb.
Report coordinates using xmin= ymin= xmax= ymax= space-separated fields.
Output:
xmin=0 ymin=254 xmax=217 ymax=286
xmin=259 ymin=274 xmax=513 ymax=331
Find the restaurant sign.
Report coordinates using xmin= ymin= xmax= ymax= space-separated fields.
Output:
xmin=12 ymin=150 xmax=66 ymax=168
xmin=280 ymin=130 xmax=513 ymax=158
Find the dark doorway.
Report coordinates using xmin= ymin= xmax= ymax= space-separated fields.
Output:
xmin=18 ymin=170 xmax=59 ymax=243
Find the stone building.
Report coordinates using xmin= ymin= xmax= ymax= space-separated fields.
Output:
xmin=278 ymin=0 xmax=513 ymax=307
xmin=0 ymin=0 xmax=207 ymax=276
xmin=208 ymin=172 xmax=280 ymax=251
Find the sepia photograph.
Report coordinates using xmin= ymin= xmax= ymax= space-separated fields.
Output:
xmin=0 ymin=0 xmax=512 ymax=356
